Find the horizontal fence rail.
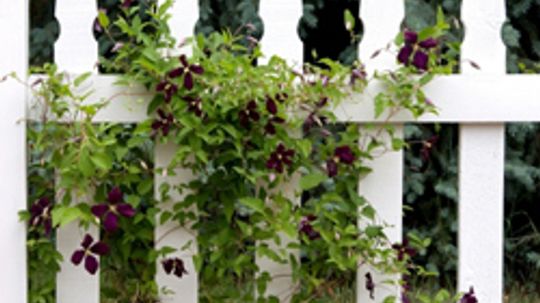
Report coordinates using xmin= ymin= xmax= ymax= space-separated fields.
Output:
xmin=0 ymin=0 xmax=535 ymax=302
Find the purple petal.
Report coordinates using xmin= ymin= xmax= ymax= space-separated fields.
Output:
xmin=30 ymin=203 xmax=44 ymax=217
xmin=412 ymin=51 xmax=429 ymax=70
xmin=104 ymin=212 xmax=119 ymax=232
xmin=183 ymin=72 xmax=194 ymax=90
xmin=71 ymin=250 xmax=85 ymax=265
xmin=179 ymin=55 xmax=189 ymax=67
xmin=91 ymin=204 xmax=109 ymax=218
xmin=38 ymin=197 xmax=51 ymax=208
xmin=326 ymin=159 xmax=338 ymax=177
xmin=335 ymin=146 xmax=355 ymax=164
xmin=108 ymin=187 xmax=123 ymax=203
xmin=162 ymin=259 xmax=174 ymax=274
xmin=81 ymin=234 xmax=94 ymax=249
xmin=397 ymin=45 xmax=413 ymax=65
xmin=265 ymin=122 xmax=276 ymax=135
xmin=266 ymin=98 xmax=277 ymax=115
xmin=419 ymin=38 xmax=438 ymax=49
xmin=43 ymin=218 xmax=52 ymax=235
xmin=156 ymin=81 xmax=167 ymax=92
xmin=168 ymin=68 xmax=184 ymax=78
xmin=403 ymin=30 xmax=418 ymax=44
xmin=190 ymin=65 xmax=204 ymax=75
xmin=117 ymin=203 xmax=136 ymax=217
xmin=90 ymin=242 xmax=110 ymax=255
xmin=85 ymin=255 xmax=99 ymax=275
xmin=121 ymin=0 xmax=132 ymax=8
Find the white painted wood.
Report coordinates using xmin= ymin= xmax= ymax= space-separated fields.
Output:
xmin=27 ymin=74 xmax=540 ymax=124
xmin=160 ymin=0 xmax=198 ymax=56
xmin=359 ymin=0 xmax=404 ymax=73
xmin=256 ymin=174 xmax=300 ymax=302
xmin=155 ymin=143 xmax=198 ymax=303
xmin=358 ymin=2 xmax=404 ymax=301
xmin=57 ymin=223 xmax=100 ymax=303
xmin=259 ymin=0 xmax=303 ymax=65
xmin=357 ymin=126 xmax=403 ymax=302
xmin=56 ymin=0 xmax=98 ymax=72
xmin=458 ymin=1 xmax=506 ymax=302
xmin=0 ymin=0 xmax=28 ymax=301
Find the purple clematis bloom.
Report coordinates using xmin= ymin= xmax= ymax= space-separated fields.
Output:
xmin=152 ymin=109 xmax=174 ymax=136
xmin=71 ymin=234 xmax=109 ymax=275
xmin=460 ymin=287 xmax=478 ymax=303
xmin=168 ymin=55 xmax=204 ymax=90
xmin=156 ymin=80 xmax=178 ymax=103
xmin=266 ymin=144 xmax=295 ymax=173
xmin=397 ymin=30 xmax=438 ymax=70
xmin=30 ymin=197 xmax=53 ymax=235
xmin=392 ymin=238 xmax=417 ymax=261
xmin=239 ymin=100 xmax=260 ymax=127
xmin=365 ymin=272 xmax=375 ymax=299
xmin=326 ymin=145 xmax=356 ymax=177
xmin=121 ymin=0 xmax=133 ymax=8
xmin=264 ymin=96 xmax=285 ymax=135
xmin=299 ymin=215 xmax=320 ymax=240
xmin=162 ymin=257 xmax=188 ymax=278
xmin=91 ymin=187 xmax=136 ymax=232
xmin=183 ymin=96 xmax=203 ymax=117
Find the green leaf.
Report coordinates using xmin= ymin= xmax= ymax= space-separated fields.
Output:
xmin=239 ymin=197 xmax=265 ymax=214
xmin=344 ymin=9 xmax=355 ymax=31
xmin=90 ymin=152 xmax=113 ymax=171
xmin=299 ymin=173 xmax=327 ymax=191
xmin=97 ymin=10 xmax=110 ymax=28
xmin=74 ymin=72 xmax=92 ymax=87
xmin=52 ymin=206 xmax=83 ymax=227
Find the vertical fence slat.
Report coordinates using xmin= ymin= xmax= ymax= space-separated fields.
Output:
xmin=57 ymin=221 xmax=100 ymax=303
xmin=358 ymin=2 xmax=404 ymax=302
xmin=161 ymin=0 xmax=198 ymax=56
xmin=458 ymin=1 xmax=506 ymax=302
xmin=154 ymin=143 xmax=198 ymax=303
xmin=0 ymin=0 xmax=28 ymax=301
xmin=259 ymin=0 xmax=303 ymax=65
xmin=56 ymin=0 xmax=98 ymax=72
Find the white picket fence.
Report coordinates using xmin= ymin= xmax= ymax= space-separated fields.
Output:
xmin=1 ymin=0 xmax=538 ymax=302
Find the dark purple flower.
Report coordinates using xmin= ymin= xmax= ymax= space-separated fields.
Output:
xmin=263 ymin=96 xmax=285 ymax=135
xmin=266 ymin=144 xmax=295 ymax=173
xmin=183 ymin=96 xmax=203 ymax=117
xmin=266 ymin=97 xmax=278 ymax=115
xmin=239 ymin=100 xmax=260 ymax=127
xmin=168 ymin=55 xmax=204 ymax=90
xmin=397 ymin=29 xmax=438 ymax=70
xmin=29 ymin=197 xmax=53 ymax=235
xmin=350 ymin=65 xmax=367 ymax=85
xmin=162 ymin=257 xmax=188 ymax=278
xmin=121 ymin=0 xmax=133 ymax=8
xmin=461 ymin=287 xmax=478 ymax=303
xmin=401 ymin=292 xmax=411 ymax=303
xmin=152 ymin=109 xmax=174 ymax=136
xmin=71 ymin=234 xmax=109 ymax=275
xmin=156 ymin=80 xmax=178 ymax=103
xmin=365 ymin=272 xmax=375 ymax=299
xmin=299 ymin=215 xmax=320 ymax=240
xmin=420 ymin=135 xmax=439 ymax=161
xmin=392 ymin=238 xmax=417 ymax=261
xmin=326 ymin=146 xmax=356 ymax=177
xmin=275 ymin=92 xmax=288 ymax=103
xmin=91 ymin=187 xmax=136 ymax=232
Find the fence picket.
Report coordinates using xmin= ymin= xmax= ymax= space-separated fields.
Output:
xmin=259 ymin=0 xmax=303 ymax=65
xmin=0 ymin=0 xmax=28 ymax=301
xmin=56 ymin=0 xmax=98 ymax=72
xmin=458 ymin=1 xmax=506 ymax=302
xmin=154 ymin=143 xmax=198 ymax=303
xmin=358 ymin=1 xmax=404 ymax=301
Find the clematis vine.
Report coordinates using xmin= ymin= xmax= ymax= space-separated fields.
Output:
xmin=298 ymin=215 xmax=320 ymax=240
xmin=91 ymin=187 xmax=136 ymax=232
xmin=392 ymin=238 xmax=417 ymax=261
xmin=162 ymin=257 xmax=188 ymax=278
xmin=264 ymin=96 xmax=285 ymax=135
xmin=238 ymin=100 xmax=260 ymax=128
xmin=156 ymin=80 xmax=178 ymax=103
xmin=397 ymin=30 xmax=438 ymax=70
xmin=168 ymin=54 xmax=204 ymax=90
xmin=326 ymin=145 xmax=356 ymax=177
xmin=29 ymin=197 xmax=53 ymax=235
xmin=71 ymin=234 xmax=109 ymax=275
xmin=266 ymin=143 xmax=295 ymax=173
xmin=152 ymin=108 xmax=174 ymax=136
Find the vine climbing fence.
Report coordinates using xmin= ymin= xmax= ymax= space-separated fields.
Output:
xmin=0 ymin=0 xmax=539 ymax=302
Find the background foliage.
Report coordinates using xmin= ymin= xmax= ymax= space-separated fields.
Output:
xmin=26 ymin=0 xmax=540 ymax=301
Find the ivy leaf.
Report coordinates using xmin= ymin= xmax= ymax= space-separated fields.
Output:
xmin=299 ymin=173 xmax=327 ymax=190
